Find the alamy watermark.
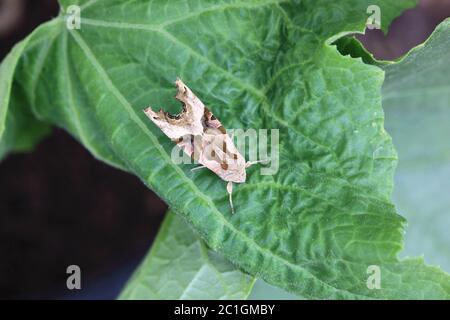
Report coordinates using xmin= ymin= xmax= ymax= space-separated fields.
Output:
xmin=366 ymin=265 xmax=381 ymax=289
xmin=366 ymin=5 xmax=381 ymax=30
xmin=64 ymin=5 xmax=81 ymax=30
xmin=66 ymin=265 xmax=81 ymax=290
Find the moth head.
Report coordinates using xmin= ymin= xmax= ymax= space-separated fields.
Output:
xmin=143 ymin=106 xmax=203 ymax=139
xmin=144 ymin=105 xmax=183 ymax=122
xmin=144 ymin=106 xmax=164 ymax=124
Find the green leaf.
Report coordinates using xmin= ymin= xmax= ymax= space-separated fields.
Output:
xmin=4 ymin=0 xmax=450 ymax=299
xmin=335 ymin=36 xmax=379 ymax=65
xmin=249 ymin=279 xmax=304 ymax=299
xmin=383 ymin=18 xmax=450 ymax=272
xmin=0 ymin=22 xmax=55 ymax=159
xmin=119 ymin=211 xmax=255 ymax=300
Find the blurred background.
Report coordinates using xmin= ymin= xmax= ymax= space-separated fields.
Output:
xmin=0 ymin=0 xmax=449 ymax=299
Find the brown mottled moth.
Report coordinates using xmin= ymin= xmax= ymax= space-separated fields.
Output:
xmin=143 ymin=78 xmax=262 ymax=213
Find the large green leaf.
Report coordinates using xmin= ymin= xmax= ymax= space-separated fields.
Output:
xmin=119 ymin=211 xmax=254 ymax=299
xmin=3 ymin=0 xmax=450 ymax=299
xmin=383 ymin=19 xmax=450 ymax=272
xmin=0 ymin=22 xmax=54 ymax=159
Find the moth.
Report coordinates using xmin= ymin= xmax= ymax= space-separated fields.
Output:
xmin=143 ymin=78 xmax=263 ymax=213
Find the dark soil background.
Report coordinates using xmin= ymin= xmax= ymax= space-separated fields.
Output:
xmin=0 ymin=0 xmax=449 ymax=299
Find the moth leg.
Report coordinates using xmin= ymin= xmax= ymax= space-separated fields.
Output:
xmin=245 ymin=159 xmax=269 ymax=168
xmin=191 ymin=165 xmax=206 ymax=172
xmin=226 ymin=181 xmax=234 ymax=214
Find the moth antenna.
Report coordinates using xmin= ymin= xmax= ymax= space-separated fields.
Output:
xmin=245 ymin=159 xmax=269 ymax=168
xmin=227 ymin=181 xmax=234 ymax=214
xmin=191 ymin=165 xmax=206 ymax=172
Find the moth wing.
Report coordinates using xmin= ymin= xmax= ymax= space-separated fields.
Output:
xmin=199 ymin=132 xmax=246 ymax=182
xmin=143 ymin=79 xmax=205 ymax=139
